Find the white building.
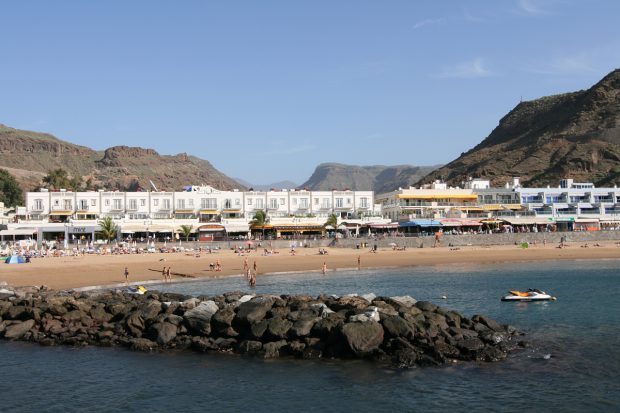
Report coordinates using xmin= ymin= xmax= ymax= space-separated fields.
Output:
xmin=16 ymin=185 xmax=379 ymax=244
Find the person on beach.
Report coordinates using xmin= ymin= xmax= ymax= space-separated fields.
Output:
xmin=249 ymin=272 xmax=256 ymax=288
xmin=215 ymin=259 xmax=222 ymax=272
xmin=166 ymin=267 xmax=172 ymax=282
xmin=124 ymin=267 xmax=129 ymax=284
xmin=162 ymin=266 xmax=167 ymax=282
xmin=322 ymin=262 xmax=327 ymax=275
xmin=243 ymin=257 xmax=249 ymax=273
xmin=357 ymin=255 xmax=361 ymax=270
xmin=253 ymin=260 xmax=257 ymax=275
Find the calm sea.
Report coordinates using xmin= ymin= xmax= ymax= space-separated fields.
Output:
xmin=1 ymin=260 xmax=619 ymax=412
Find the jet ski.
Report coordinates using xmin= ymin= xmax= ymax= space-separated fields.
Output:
xmin=126 ymin=285 xmax=148 ymax=295
xmin=501 ymin=288 xmax=556 ymax=302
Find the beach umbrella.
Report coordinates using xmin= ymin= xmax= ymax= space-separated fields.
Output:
xmin=5 ymin=255 xmax=25 ymax=264
xmin=245 ymin=240 xmax=254 ymax=246
xmin=388 ymin=242 xmax=397 ymax=247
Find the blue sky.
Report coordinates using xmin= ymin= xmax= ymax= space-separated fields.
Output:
xmin=2 ymin=0 xmax=619 ymax=185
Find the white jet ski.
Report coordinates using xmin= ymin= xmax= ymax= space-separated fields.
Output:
xmin=501 ymin=288 xmax=556 ymax=302
xmin=126 ymin=285 xmax=148 ymax=295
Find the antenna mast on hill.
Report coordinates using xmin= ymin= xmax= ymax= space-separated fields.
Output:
xmin=149 ymin=180 xmax=159 ymax=192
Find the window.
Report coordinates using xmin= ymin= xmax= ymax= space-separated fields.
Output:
xmin=322 ymin=198 xmax=330 ymax=209
xmin=177 ymin=199 xmax=185 ymax=209
xmin=360 ymin=197 xmax=368 ymax=208
xmin=346 ymin=198 xmax=351 ymax=205
xmin=80 ymin=200 xmax=88 ymax=210
xmin=64 ymin=200 xmax=72 ymax=210
xmin=113 ymin=199 xmax=122 ymax=210
xmin=201 ymin=198 xmax=217 ymax=209
xmin=270 ymin=199 xmax=278 ymax=209
xmin=256 ymin=199 xmax=264 ymax=209
xmin=300 ymin=198 xmax=308 ymax=209
xmin=335 ymin=198 xmax=343 ymax=208
xmin=224 ymin=199 xmax=232 ymax=209
xmin=163 ymin=199 xmax=171 ymax=209
xmin=153 ymin=199 xmax=159 ymax=207
xmin=235 ymin=199 xmax=240 ymax=206
xmin=34 ymin=199 xmax=43 ymax=210
xmin=247 ymin=198 xmax=253 ymax=205
xmin=140 ymin=199 xmax=146 ymax=206
xmin=105 ymin=199 xmax=110 ymax=206
xmin=292 ymin=198 xmax=298 ymax=205
xmin=314 ymin=198 xmax=319 ymax=205
xmin=129 ymin=199 xmax=137 ymax=210
xmin=91 ymin=199 xmax=96 ymax=206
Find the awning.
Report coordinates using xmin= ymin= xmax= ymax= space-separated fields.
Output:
xmin=504 ymin=218 xmax=550 ymax=225
xmin=577 ymin=203 xmax=594 ymax=209
xmin=49 ymin=211 xmax=73 ymax=216
xmin=480 ymin=219 xmax=505 ymax=224
xmin=400 ymin=219 xmax=442 ymax=228
xmin=199 ymin=209 xmax=220 ymax=215
xmin=251 ymin=224 xmax=274 ymax=230
xmin=553 ymin=203 xmax=570 ymax=209
xmin=224 ymin=223 xmax=250 ymax=233
xmin=273 ymin=224 xmax=325 ymax=230
xmin=481 ymin=204 xmax=505 ymax=211
xmin=0 ymin=229 xmax=37 ymax=236
xmin=174 ymin=209 xmax=196 ymax=214
xmin=439 ymin=219 xmax=462 ymax=227
xmin=574 ymin=218 xmax=599 ymax=223
xmin=198 ymin=224 xmax=225 ymax=232
xmin=398 ymin=194 xmax=477 ymax=200
xmin=368 ymin=223 xmax=399 ymax=229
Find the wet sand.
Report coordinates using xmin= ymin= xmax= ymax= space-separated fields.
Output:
xmin=1 ymin=242 xmax=620 ymax=290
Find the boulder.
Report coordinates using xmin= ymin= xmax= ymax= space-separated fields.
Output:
xmin=472 ymin=315 xmax=504 ymax=332
xmin=237 ymin=340 xmax=263 ymax=355
xmin=381 ymin=315 xmax=415 ymax=340
xmin=415 ymin=301 xmax=438 ymax=312
xmin=341 ymin=321 xmax=384 ymax=356
xmin=388 ymin=296 xmax=417 ymax=308
xmin=138 ymin=300 xmax=163 ymax=321
xmin=289 ymin=318 xmax=316 ymax=338
xmin=266 ymin=317 xmax=293 ymax=339
xmin=7 ymin=305 xmax=30 ymax=321
xmin=250 ymin=319 xmax=269 ymax=339
xmin=3 ymin=319 xmax=35 ymax=340
xmin=233 ymin=297 xmax=274 ymax=328
xmin=261 ymin=340 xmax=288 ymax=358
xmin=183 ymin=301 xmax=219 ymax=335
xmin=0 ymin=300 xmax=13 ymax=317
xmin=129 ymin=338 xmax=157 ymax=352
xmin=149 ymin=322 xmax=177 ymax=345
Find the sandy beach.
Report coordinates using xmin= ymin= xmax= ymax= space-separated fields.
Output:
xmin=2 ymin=242 xmax=620 ymax=290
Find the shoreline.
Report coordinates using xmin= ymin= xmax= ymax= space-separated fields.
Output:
xmin=2 ymin=242 xmax=620 ymax=291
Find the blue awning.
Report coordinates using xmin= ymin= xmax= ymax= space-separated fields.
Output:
xmin=400 ymin=219 xmax=443 ymax=228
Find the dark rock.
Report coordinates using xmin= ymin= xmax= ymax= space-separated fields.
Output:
xmin=3 ymin=319 xmax=35 ymax=339
xmin=261 ymin=340 xmax=287 ymax=359
xmin=266 ymin=317 xmax=293 ymax=339
xmin=456 ymin=338 xmax=485 ymax=353
xmin=125 ymin=312 xmax=145 ymax=337
xmin=286 ymin=340 xmax=306 ymax=357
xmin=149 ymin=322 xmax=177 ymax=345
xmin=472 ymin=315 xmax=504 ymax=333
xmin=0 ymin=300 xmax=13 ymax=316
xmin=341 ymin=321 xmax=384 ymax=356
xmin=331 ymin=296 xmax=370 ymax=311
xmin=415 ymin=301 xmax=438 ymax=312
xmin=233 ymin=297 xmax=274 ymax=328
xmin=250 ymin=319 xmax=269 ymax=339
xmin=311 ymin=315 xmax=344 ymax=338
xmin=211 ymin=307 xmax=236 ymax=333
xmin=7 ymin=305 xmax=30 ymax=321
xmin=289 ymin=318 xmax=316 ymax=338
xmin=129 ymin=338 xmax=157 ymax=351
xmin=164 ymin=314 xmax=184 ymax=326
xmin=237 ymin=340 xmax=263 ymax=355
xmin=90 ymin=305 xmax=113 ymax=323
xmin=214 ymin=337 xmax=237 ymax=351
xmin=381 ymin=315 xmax=415 ymax=340
xmin=138 ymin=300 xmax=163 ymax=321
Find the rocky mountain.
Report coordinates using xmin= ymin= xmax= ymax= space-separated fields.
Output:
xmin=418 ymin=69 xmax=620 ymax=187
xmin=0 ymin=124 xmax=245 ymax=192
xmin=301 ymin=163 xmax=440 ymax=193
xmin=234 ymin=178 xmax=298 ymax=191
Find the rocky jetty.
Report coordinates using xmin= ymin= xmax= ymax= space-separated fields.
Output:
xmin=0 ymin=286 xmax=524 ymax=367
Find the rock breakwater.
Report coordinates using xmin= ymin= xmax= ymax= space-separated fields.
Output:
xmin=0 ymin=286 xmax=524 ymax=367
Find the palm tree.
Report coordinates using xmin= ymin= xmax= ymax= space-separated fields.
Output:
xmin=42 ymin=168 xmax=71 ymax=190
xmin=98 ymin=217 xmax=118 ymax=243
xmin=324 ymin=213 xmax=340 ymax=237
xmin=179 ymin=224 xmax=193 ymax=241
xmin=250 ymin=210 xmax=268 ymax=239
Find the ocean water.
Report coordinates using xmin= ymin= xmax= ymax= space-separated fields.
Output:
xmin=1 ymin=260 xmax=619 ymax=412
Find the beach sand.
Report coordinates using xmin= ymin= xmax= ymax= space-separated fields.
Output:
xmin=1 ymin=242 xmax=620 ymax=290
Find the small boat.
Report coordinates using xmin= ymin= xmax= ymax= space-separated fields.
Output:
xmin=501 ymin=288 xmax=556 ymax=302
xmin=127 ymin=285 xmax=148 ymax=295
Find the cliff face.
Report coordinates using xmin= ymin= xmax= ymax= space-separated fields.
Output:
xmin=418 ymin=69 xmax=620 ymax=187
xmin=0 ymin=124 xmax=244 ymax=191
xmin=301 ymin=163 xmax=439 ymax=193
